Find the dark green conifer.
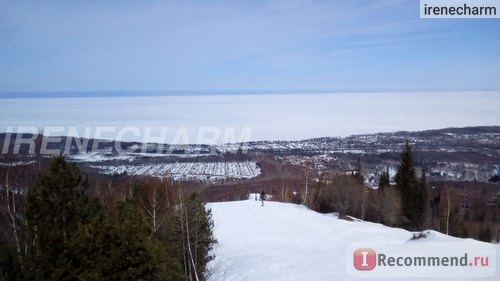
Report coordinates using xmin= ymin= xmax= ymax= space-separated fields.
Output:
xmin=395 ymin=141 xmax=427 ymax=230
xmin=25 ymin=156 xmax=187 ymax=280
xmin=173 ymin=192 xmax=216 ymax=281
xmin=378 ymin=167 xmax=390 ymax=190
xmin=25 ymin=156 xmax=99 ymax=280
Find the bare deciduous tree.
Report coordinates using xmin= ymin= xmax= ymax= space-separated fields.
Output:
xmin=301 ymin=160 xmax=315 ymax=206
xmin=135 ymin=179 xmax=169 ymax=233
xmin=0 ymin=161 xmax=32 ymax=272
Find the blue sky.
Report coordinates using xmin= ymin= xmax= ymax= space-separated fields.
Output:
xmin=0 ymin=0 xmax=499 ymax=92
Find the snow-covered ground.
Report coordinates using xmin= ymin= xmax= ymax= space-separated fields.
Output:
xmin=68 ymin=152 xmax=135 ymax=162
xmin=92 ymin=161 xmax=261 ymax=181
xmin=0 ymin=160 xmax=36 ymax=166
xmin=207 ymin=196 xmax=499 ymax=281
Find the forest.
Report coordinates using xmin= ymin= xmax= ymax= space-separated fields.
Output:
xmin=1 ymin=140 xmax=499 ymax=280
xmin=1 ymin=156 xmax=216 ymax=281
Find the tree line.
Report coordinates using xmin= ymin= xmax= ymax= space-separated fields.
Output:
xmin=296 ymin=141 xmax=426 ymax=230
xmin=1 ymin=156 xmax=216 ymax=281
xmin=296 ymin=141 xmax=497 ymax=241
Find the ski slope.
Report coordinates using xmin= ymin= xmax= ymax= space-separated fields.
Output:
xmin=207 ymin=196 xmax=499 ymax=281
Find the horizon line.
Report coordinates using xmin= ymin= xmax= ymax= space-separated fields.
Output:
xmin=1 ymin=89 xmax=499 ymax=99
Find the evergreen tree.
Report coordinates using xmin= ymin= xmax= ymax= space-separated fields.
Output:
xmin=71 ymin=201 xmax=179 ymax=281
xmin=418 ymin=169 xmax=428 ymax=227
xmin=378 ymin=167 xmax=390 ymax=190
xmin=373 ymin=167 xmax=402 ymax=226
xmin=174 ymin=192 xmax=216 ymax=281
xmin=24 ymin=156 xmax=186 ymax=280
xmin=353 ymin=158 xmax=364 ymax=184
xmin=25 ymin=156 xmax=100 ymax=280
xmin=394 ymin=141 xmax=426 ymax=230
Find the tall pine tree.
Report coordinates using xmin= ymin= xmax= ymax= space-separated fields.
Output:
xmin=25 ymin=156 xmax=99 ymax=280
xmin=378 ymin=167 xmax=390 ymax=190
xmin=70 ymin=201 xmax=178 ymax=281
xmin=395 ymin=141 xmax=427 ymax=230
xmin=418 ymin=168 xmax=428 ymax=227
xmin=25 ymin=156 xmax=186 ymax=280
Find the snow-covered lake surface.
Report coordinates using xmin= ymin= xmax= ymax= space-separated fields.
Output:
xmin=207 ymin=196 xmax=499 ymax=281
xmin=2 ymin=92 xmax=499 ymax=143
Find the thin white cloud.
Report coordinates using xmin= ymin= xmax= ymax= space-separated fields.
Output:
xmin=0 ymin=0 xmax=498 ymax=91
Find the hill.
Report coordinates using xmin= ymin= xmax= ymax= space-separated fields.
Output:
xmin=207 ymin=196 xmax=498 ymax=281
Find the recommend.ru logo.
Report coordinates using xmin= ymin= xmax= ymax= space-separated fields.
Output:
xmin=347 ymin=242 xmax=496 ymax=278
xmin=353 ymin=248 xmax=377 ymax=270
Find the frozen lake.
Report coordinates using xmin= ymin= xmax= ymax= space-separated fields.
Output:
xmin=1 ymin=92 xmax=499 ymax=144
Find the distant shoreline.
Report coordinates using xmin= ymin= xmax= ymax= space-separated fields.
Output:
xmin=1 ymin=90 xmax=498 ymax=99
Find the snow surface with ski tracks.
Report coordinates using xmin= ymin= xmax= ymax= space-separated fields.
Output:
xmin=207 ymin=196 xmax=499 ymax=281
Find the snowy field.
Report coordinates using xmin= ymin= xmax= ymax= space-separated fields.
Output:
xmin=69 ymin=152 xmax=135 ymax=162
xmin=207 ymin=196 xmax=499 ymax=281
xmin=92 ymin=161 xmax=261 ymax=181
xmin=2 ymin=92 xmax=499 ymax=143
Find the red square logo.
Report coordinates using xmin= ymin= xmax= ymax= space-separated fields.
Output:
xmin=353 ymin=248 xmax=376 ymax=270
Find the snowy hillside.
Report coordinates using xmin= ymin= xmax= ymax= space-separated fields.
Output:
xmin=207 ymin=196 xmax=499 ymax=281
